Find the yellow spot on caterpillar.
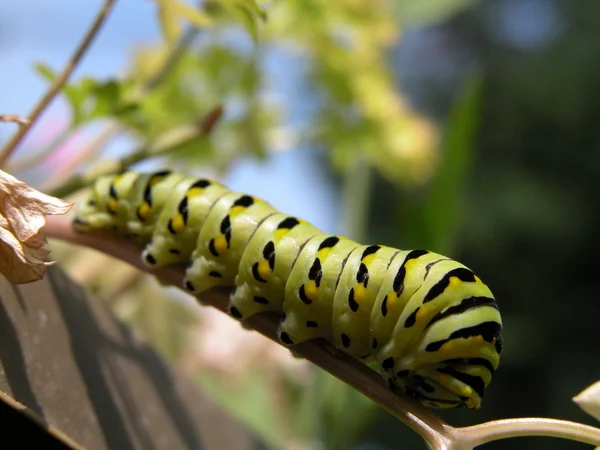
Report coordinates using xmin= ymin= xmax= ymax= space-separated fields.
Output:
xmin=405 ymin=259 xmax=418 ymax=268
xmin=229 ymin=205 xmax=247 ymax=217
xmin=440 ymin=341 xmax=455 ymax=353
xmin=475 ymin=275 xmax=482 ymax=284
xmin=187 ymin=187 xmax=205 ymax=198
xmin=138 ymin=201 xmax=151 ymax=220
xmin=461 ymin=385 xmax=473 ymax=397
xmin=318 ymin=247 xmax=332 ymax=260
xmin=258 ymin=259 xmax=272 ymax=280
xmin=416 ymin=306 xmax=428 ymax=322
xmin=304 ymin=280 xmax=318 ymax=301
xmin=362 ymin=253 xmax=375 ymax=265
xmin=386 ymin=292 xmax=396 ymax=308
xmin=171 ymin=214 xmax=185 ymax=233
xmin=354 ymin=284 xmax=366 ymax=302
xmin=274 ymin=228 xmax=289 ymax=241
xmin=450 ymin=276 xmax=461 ymax=288
xmin=214 ymin=234 xmax=228 ymax=255
xmin=108 ymin=198 xmax=119 ymax=214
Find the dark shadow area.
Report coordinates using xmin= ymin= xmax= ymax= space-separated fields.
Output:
xmin=0 ymin=399 xmax=72 ymax=450
xmin=0 ymin=297 xmax=44 ymax=419
xmin=47 ymin=267 xmax=204 ymax=450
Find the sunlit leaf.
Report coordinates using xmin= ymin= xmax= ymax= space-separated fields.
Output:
xmin=207 ymin=0 xmax=267 ymax=42
xmin=33 ymin=62 xmax=56 ymax=83
xmin=417 ymin=73 xmax=482 ymax=253
xmin=157 ymin=0 xmax=183 ymax=45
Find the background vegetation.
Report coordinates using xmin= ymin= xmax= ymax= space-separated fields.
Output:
xmin=2 ymin=0 xmax=599 ymax=449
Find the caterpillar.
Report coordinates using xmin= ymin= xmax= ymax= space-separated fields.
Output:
xmin=73 ymin=169 xmax=503 ymax=409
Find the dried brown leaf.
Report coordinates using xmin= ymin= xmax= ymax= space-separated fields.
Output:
xmin=0 ymin=170 xmax=72 ymax=283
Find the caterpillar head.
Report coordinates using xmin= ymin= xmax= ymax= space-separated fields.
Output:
xmin=382 ymin=263 xmax=503 ymax=409
xmin=73 ymin=175 xmax=128 ymax=233
xmin=391 ymin=359 xmax=494 ymax=409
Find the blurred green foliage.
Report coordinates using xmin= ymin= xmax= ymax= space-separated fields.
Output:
xmin=9 ymin=0 xmax=600 ymax=449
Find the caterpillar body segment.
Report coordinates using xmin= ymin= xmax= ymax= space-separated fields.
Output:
xmin=229 ymin=213 xmax=321 ymax=320
xmin=331 ymin=244 xmax=399 ymax=360
xmin=183 ymin=192 xmax=279 ymax=293
xmin=369 ymin=250 xmax=447 ymax=358
xmin=279 ymin=235 xmax=362 ymax=345
xmin=124 ymin=171 xmax=187 ymax=239
xmin=74 ymin=170 xmax=503 ymax=410
xmin=142 ymin=177 xmax=230 ymax=267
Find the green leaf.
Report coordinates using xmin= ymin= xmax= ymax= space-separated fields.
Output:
xmin=211 ymin=0 xmax=267 ymax=42
xmin=417 ymin=73 xmax=483 ymax=253
xmin=89 ymin=79 xmax=121 ymax=118
xmin=34 ymin=63 xmax=95 ymax=125
xmin=157 ymin=0 xmax=183 ymax=45
xmin=392 ymin=0 xmax=479 ymax=25
xmin=34 ymin=62 xmax=56 ymax=83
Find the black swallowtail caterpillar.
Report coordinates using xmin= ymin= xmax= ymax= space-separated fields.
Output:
xmin=73 ymin=169 xmax=503 ymax=409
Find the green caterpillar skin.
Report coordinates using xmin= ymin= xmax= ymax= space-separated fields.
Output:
xmin=74 ymin=170 xmax=503 ymax=409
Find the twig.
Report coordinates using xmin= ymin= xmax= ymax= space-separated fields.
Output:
xmin=145 ymin=26 xmax=202 ymax=92
xmin=39 ymin=123 xmax=121 ymax=191
xmin=0 ymin=115 xmax=30 ymax=127
xmin=47 ymin=105 xmax=223 ymax=199
xmin=456 ymin=418 xmax=600 ymax=448
xmin=9 ymin=127 xmax=73 ymax=173
xmin=0 ymin=0 xmax=117 ymax=168
xmin=44 ymin=216 xmax=600 ymax=449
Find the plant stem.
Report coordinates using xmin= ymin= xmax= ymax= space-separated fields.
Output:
xmin=0 ymin=0 xmax=117 ymax=168
xmin=0 ymin=115 xmax=30 ymax=126
xmin=457 ymin=417 xmax=600 ymax=448
xmin=9 ymin=127 xmax=73 ymax=173
xmin=48 ymin=105 xmax=223 ymax=199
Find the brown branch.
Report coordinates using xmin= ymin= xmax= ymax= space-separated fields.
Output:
xmin=0 ymin=0 xmax=117 ymax=168
xmin=44 ymin=215 xmax=449 ymax=447
xmin=47 ymin=105 xmax=223 ymax=199
xmin=0 ymin=115 xmax=30 ymax=127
